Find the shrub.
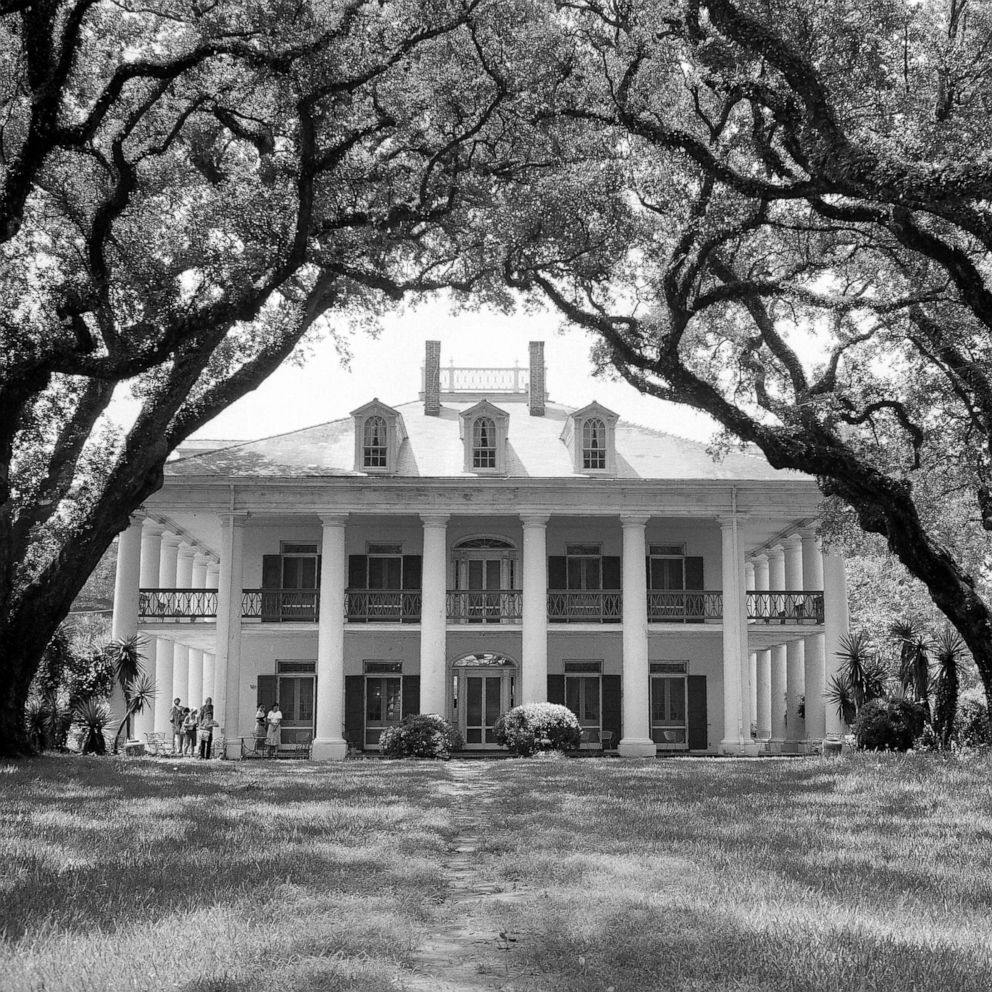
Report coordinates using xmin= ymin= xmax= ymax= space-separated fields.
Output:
xmin=955 ymin=689 xmax=992 ymax=748
xmin=853 ymin=697 xmax=926 ymax=752
xmin=493 ymin=703 xmax=582 ymax=756
xmin=379 ymin=714 xmax=462 ymax=759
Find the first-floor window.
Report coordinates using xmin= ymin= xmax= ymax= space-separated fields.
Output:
xmin=650 ymin=662 xmax=688 ymax=746
xmin=365 ymin=661 xmax=403 ymax=747
xmin=277 ymin=661 xmax=315 ymax=745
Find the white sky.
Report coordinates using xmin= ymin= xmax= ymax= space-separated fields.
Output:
xmin=190 ymin=295 xmax=718 ymax=443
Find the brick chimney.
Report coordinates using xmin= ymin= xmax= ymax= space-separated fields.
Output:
xmin=424 ymin=340 xmax=441 ymax=416
xmin=528 ymin=341 xmax=546 ymax=416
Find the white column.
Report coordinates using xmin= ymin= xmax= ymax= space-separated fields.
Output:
xmin=214 ymin=514 xmax=246 ymax=755
xmin=783 ymin=534 xmax=806 ymax=748
xmin=823 ymin=550 xmax=850 ymax=738
xmin=151 ymin=533 xmax=180 ymax=732
xmin=135 ymin=522 xmax=163 ymax=739
xmin=204 ymin=562 xmax=219 ymax=701
xmin=619 ymin=514 xmax=654 ymax=757
xmin=719 ymin=515 xmax=755 ymax=754
xmin=192 ymin=553 xmax=209 ymax=590
xmin=111 ymin=513 xmax=144 ymax=739
xmin=768 ymin=546 xmax=787 ymax=746
xmin=419 ymin=515 xmax=449 ymax=715
xmin=171 ymin=544 xmax=195 ymax=706
xmin=801 ymin=529 xmax=826 ymax=743
xmin=752 ymin=554 xmax=771 ymax=740
xmin=313 ymin=514 xmax=348 ymax=760
xmin=521 ymin=514 xmax=549 ymax=704
xmin=187 ymin=553 xmax=209 ymax=706
xmin=745 ymin=561 xmax=757 ymax=738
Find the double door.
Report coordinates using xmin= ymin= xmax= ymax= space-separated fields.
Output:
xmin=454 ymin=668 xmax=513 ymax=746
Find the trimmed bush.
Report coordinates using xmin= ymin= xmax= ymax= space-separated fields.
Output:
xmin=956 ymin=690 xmax=992 ymax=748
xmin=493 ymin=703 xmax=582 ymax=756
xmin=379 ymin=713 xmax=462 ymax=759
xmin=853 ymin=697 xmax=926 ymax=752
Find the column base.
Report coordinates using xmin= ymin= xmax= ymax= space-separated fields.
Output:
xmin=617 ymin=738 xmax=657 ymax=758
xmin=311 ymin=738 xmax=349 ymax=761
xmin=720 ymin=738 xmax=760 ymax=756
xmin=755 ymin=726 xmax=771 ymax=740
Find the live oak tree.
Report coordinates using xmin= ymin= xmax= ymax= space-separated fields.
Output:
xmin=497 ymin=0 xmax=992 ymax=706
xmin=0 ymin=0 xmax=529 ymax=755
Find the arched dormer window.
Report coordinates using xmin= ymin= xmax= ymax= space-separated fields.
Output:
xmin=363 ymin=415 xmax=388 ymax=468
xmin=582 ymin=417 xmax=606 ymax=470
xmin=459 ymin=400 xmax=510 ymax=474
xmin=561 ymin=402 xmax=619 ymax=475
xmin=351 ymin=399 xmax=406 ymax=474
xmin=473 ymin=416 xmax=497 ymax=469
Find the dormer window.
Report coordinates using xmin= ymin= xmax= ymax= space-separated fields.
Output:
xmin=561 ymin=402 xmax=619 ymax=475
xmin=351 ymin=399 xmax=406 ymax=474
xmin=363 ymin=416 xmax=388 ymax=468
xmin=459 ymin=400 xmax=509 ymax=474
xmin=473 ymin=417 xmax=497 ymax=469
xmin=582 ymin=418 xmax=607 ymax=470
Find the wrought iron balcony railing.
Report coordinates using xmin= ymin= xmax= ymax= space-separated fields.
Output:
xmin=139 ymin=588 xmax=218 ymax=620
xmin=647 ymin=590 xmax=723 ymax=622
xmin=346 ymin=589 xmax=422 ymax=622
xmin=547 ymin=589 xmax=623 ymax=622
xmin=747 ymin=591 xmax=824 ymax=624
xmin=446 ymin=589 xmax=522 ymax=623
xmin=242 ymin=589 xmax=319 ymax=621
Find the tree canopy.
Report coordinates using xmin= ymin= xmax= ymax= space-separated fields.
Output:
xmin=496 ymin=0 xmax=992 ymax=705
xmin=0 ymin=0 xmax=535 ymax=754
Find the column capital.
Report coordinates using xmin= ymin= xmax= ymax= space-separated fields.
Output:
xmin=319 ymin=513 xmax=349 ymax=527
xmin=619 ymin=513 xmax=650 ymax=527
xmin=750 ymin=552 xmax=768 ymax=564
xmin=783 ymin=532 xmax=803 ymax=549
xmin=766 ymin=545 xmax=785 ymax=562
xmin=716 ymin=513 xmax=747 ymax=529
xmin=128 ymin=509 xmax=147 ymax=525
xmin=219 ymin=511 xmax=249 ymax=529
xmin=177 ymin=542 xmax=196 ymax=559
xmin=420 ymin=513 xmax=450 ymax=527
xmin=142 ymin=520 xmax=167 ymax=539
xmin=160 ymin=532 xmax=183 ymax=549
xmin=193 ymin=552 xmax=213 ymax=568
xmin=799 ymin=526 xmax=820 ymax=543
xmin=520 ymin=513 xmax=550 ymax=528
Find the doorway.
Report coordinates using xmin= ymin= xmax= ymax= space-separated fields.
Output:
xmin=450 ymin=652 xmax=516 ymax=748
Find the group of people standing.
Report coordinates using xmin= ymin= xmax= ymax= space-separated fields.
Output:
xmin=256 ymin=702 xmax=282 ymax=755
xmin=169 ymin=697 xmax=219 ymax=758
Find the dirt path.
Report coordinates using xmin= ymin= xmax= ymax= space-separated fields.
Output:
xmin=397 ymin=761 xmax=535 ymax=992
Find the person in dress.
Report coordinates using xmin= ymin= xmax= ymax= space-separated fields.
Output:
xmin=265 ymin=702 xmax=282 ymax=756
xmin=170 ymin=697 xmax=184 ymax=754
xmin=182 ymin=708 xmax=198 ymax=756
xmin=254 ymin=704 xmax=266 ymax=740
xmin=197 ymin=697 xmax=215 ymax=759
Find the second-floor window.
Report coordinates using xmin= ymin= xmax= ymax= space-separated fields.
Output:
xmin=566 ymin=543 xmax=602 ymax=590
xmin=472 ymin=416 xmax=497 ymax=469
xmin=282 ymin=543 xmax=319 ymax=589
xmin=582 ymin=417 xmax=607 ymax=470
xmin=363 ymin=416 xmax=387 ymax=468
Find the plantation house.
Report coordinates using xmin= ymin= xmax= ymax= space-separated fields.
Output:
xmin=112 ymin=341 xmax=850 ymax=758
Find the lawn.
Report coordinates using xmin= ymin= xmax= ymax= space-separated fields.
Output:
xmin=0 ymin=753 xmax=990 ymax=992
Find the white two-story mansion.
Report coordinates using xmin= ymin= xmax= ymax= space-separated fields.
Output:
xmin=110 ymin=341 xmax=851 ymax=759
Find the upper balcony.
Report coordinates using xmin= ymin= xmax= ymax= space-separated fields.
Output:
xmin=138 ymin=588 xmax=824 ymax=625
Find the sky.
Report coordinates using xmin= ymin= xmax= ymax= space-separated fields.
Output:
xmin=189 ymin=295 xmax=719 ymax=444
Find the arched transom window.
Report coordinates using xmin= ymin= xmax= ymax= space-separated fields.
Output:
xmin=582 ymin=417 xmax=607 ymax=470
xmin=472 ymin=416 xmax=497 ymax=469
xmin=363 ymin=415 xmax=387 ymax=468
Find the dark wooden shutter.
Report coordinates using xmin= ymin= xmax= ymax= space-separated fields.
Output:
xmin=345 ymin=676 xmax=364 ymax=750
xmin=348 ymin=555 xmax=367 ymax=589
xmin=548 ymin=556 xmax=566 ymax=588
xmin=402 ymin=556 xmax=422 ymax=589
xmin=603 ymin=556 xmax=621 ymax=622
xmin=261 ymin=555 xmax=281 ymax=622
xmin=687 ymin=675 xmax=707 ymax=751
xmin=547 ymin=674 xmax=565 ymax=705
xmin=602 ymin=675 xmax=621 ymax=749
xmin=402 ymin=675 xmax=420 ymax=717
xmin=257 ymin=675 xmax=277 ymax=713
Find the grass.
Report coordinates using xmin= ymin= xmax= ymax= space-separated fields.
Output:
xmin=1 ymin=753 xmax=991 ymax=992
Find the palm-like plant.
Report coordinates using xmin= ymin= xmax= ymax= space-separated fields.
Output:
xmin=74 ymin=698 xmax=113 ymax=755
xmin=933 ymin=628 xmax=965 ymax=748
xmin=104 ymin=635 xmax=156 ymax=754
xmin=827 ymin=632 xmax=889 ymax=725
xmin=889 ymin=620 xmax=932 ymax=710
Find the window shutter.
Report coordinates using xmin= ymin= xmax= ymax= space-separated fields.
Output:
xmin=348 ymin=555 xmax=367 ymax=589
xmin=402 ymin=675 xmax=420 ymax=717
xmin=402 ymin=556 xmax=422 ymax=590
xmin=687 ymin=675 xmax=707 ymax=750
xmin=345 ymin=676 xmax=364 ymax=750
xmin=602 ymin=675 xmax=621 ymax=749
xmin=547 ymin=674 xmax=565 ymax=704
xmin=548 ymin=556 xmax=567 ymax=589
xmin=603 ymin=556 xmax=621 ymax=589
xmin=257 ymin=675 xmax=277 ymax=713
xmin=685 ymin=557 xmax=704 ymax=589
xmin=261 ymin=555 xmax=281 ymax=622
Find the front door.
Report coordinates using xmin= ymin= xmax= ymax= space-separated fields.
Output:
xmin=650 ymin=674 xmax=687 ymax=748
xmin=278 ymin=673 xmax=315 ymax=746
xmin=455 ymin=668 xmax=513 ymax=747
xmin=566 ymin=673 xmax=602 ymax=746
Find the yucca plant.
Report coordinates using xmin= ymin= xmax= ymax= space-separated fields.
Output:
xmin=933 ymin=628 xmax=965 ymax=748
xmin=827 ymin=632 xmax=889 ymax=725
xmin=74 ymin=698 xmax=113 ymax=755
xmin=105 ymin=635 xmax=155 ymax=754
xmin=889 ymin=620 xmax=932 ymax=714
